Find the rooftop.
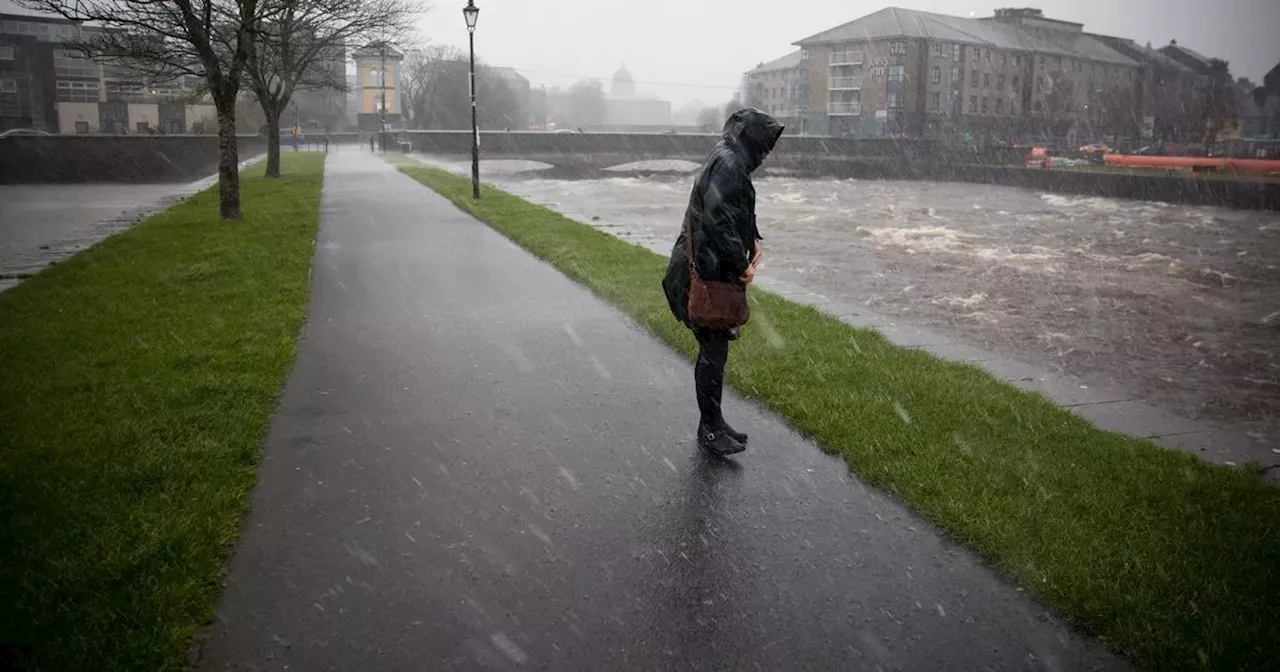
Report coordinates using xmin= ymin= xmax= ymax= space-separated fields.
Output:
xmin=746 ymin=50 xmax=803 ymax=75
xmin=793 ymin=6 xmax=1137 ymax=66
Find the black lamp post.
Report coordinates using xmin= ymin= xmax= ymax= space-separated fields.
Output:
xmin=464 ymin=0 xmax=480 ymax=199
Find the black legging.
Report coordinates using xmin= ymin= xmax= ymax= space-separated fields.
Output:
xmin=694 ymin=329 xmax=731 ymax=428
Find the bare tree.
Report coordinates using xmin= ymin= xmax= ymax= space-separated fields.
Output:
xmin=401 ymin=45 xmax=461 ymax=129
xmin=246 ymin=0 xmax=421 ymax=178
xmin=22 ymin=0 xmax=275 ymax=219
xmin=694 ymin=106 xmax=720 ymax=132
xmin=558 ymin=79 xmax=604 ymax=129
xmin=722 ymin=95 xmax=743 ymax=120
xmin=401 ymin=46 xmax=521 ymax=129
xmin=1196 ymin=59 xmax=1238 ymax=145
xmin=1096 ymin=83 xmax=1140 ymax=141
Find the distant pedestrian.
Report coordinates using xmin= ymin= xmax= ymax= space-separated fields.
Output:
xmin=323 ymin=127 xmax=331 ymax=153
xmin=662 ymin=108 xmax=783 ymax=456
xmin=369 ymin=134 xmax=375 ymax=153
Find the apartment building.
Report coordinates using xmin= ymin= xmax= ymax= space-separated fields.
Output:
xmin=792 ymin=7 xmax=1142 ymax=142
xmin=0 ymin=12 xmax=216 ymax=134
xmin=741 ymin=50 xmax=808 ymax=129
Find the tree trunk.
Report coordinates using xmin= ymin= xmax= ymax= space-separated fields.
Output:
xmin=264 ymin=105 xmax=281 ymax=179
xmin=215 ymin=100 xmax=241 ymax=220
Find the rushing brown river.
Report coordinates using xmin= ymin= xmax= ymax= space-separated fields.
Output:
xmin=418 ymin=156 xmax=1280 ymax=453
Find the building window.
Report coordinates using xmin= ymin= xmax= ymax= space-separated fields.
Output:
xmin=932 ymin=42 xmax=943 ymax=57
xmin=55 ymin=79 xmax=98 ymax=102
xmin=931 ymin=66 xmax=941 ymax=84
xmin=0 ymin=46 xmax=14 ymax=60
xmin=951 ymin=66 xmax=960 ymax=83
xmin=997 ymin=74 xmax=1005 ymax=91
xmin=0 ymin=79 xmax=16 ymax=93
xmin=888 ymin=65 xmax=905 ymax=83
xmin=1002 ymin=54 xmax=1008 ymax=67
xmin=368 ymin=68 xmax=384 ymax=87
xmin=996 ymin=98 xmax=1004 ymax=114
xmin=985 ymin=50 xmax=992 ymax=64
xmin=952 ymin=44 xmax=962 ymax=60
xmin=1038 ymin=55 xmax=1045 ymax=67
xmin=887 ymin=91 xmax=902 ymax=109
xmin=1034 ymin=100 xmax=1043 ymax=112
xmin=75 ymin=121 xmax=89 ymax=133
xmin=166 ymin=120 xmax=182 ymax=134
xmin=981 ymin=97 xmax=988 ymax=114
xmin=969 ymin=95 xmax=977 ymax=113
xmin=801 ymin=49 xmax=809 ymax=61
xmin=983 ymin=73 xmax=990 ymax=87
xmin=890 ymin=41 xmax=907 ymax=55
xmin=1013 ymin=75 xmax=1020 ymax=90
xmin=1014 ymin=54 xmax=1021 ymax=67
xmin=971 ymin=69 xmax=978 ymax=85
xmin=53 ymin=49 xmax=98 ymax=78
xmin=931 ymin=91 xmax=941 ymax=110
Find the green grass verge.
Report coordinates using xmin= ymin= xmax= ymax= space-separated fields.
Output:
xmin=398 ymin=162 xmax=1280 ymax=671
xmin=0 ymin=153 xmax=325 ymax=670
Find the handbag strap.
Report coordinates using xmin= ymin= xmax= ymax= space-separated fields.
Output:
xmin=684 ymin=217 xmax=697 ymax=279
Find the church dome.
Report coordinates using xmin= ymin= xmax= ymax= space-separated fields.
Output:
xmin=611 ymin=63 xmax=636 ymax=98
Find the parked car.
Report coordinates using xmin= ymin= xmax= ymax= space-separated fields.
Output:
xmin=0 ymin=128 xmax=51 ymax=139
xmin=1024 ymin=146 xmax=1053 ymax=168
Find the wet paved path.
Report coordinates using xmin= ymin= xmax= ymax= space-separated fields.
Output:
xmin=194 ymin=152 xmax=1125 ymax=670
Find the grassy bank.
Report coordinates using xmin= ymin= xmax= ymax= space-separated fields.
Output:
xmin=0 ymin=153 xmax=325 ymax=670
xmin=398 ymin=163 xmax=1280 ymax=671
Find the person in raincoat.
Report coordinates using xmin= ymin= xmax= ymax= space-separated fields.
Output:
xmin=662 ymin=108 xmax=784 ymax=456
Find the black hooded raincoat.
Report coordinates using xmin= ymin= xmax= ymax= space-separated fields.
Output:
xmin=662 ymin=108 xmax=785 ymax=331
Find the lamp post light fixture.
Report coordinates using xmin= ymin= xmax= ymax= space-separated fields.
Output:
xmin=464 ymin=0 xmax=480 ymax=199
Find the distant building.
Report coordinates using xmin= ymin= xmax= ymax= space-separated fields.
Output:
xmin=792 ymin=6 xmax=1143 ymax=142
xmin=741 ymin=50 xmax=811 ymax=132
xmin=602 ymin=65 xmax=671 ymax=129
xmin=1095 ymin=35 xmax=1203 ymax=142
xmin=353 ymin=43 xmax=403 ymax=132
xmin=0 ymin=12 xmax=215 ymax=134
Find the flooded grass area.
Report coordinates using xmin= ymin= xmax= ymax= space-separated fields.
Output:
xmin=421 ymin=157 xmax=1280 ymax=452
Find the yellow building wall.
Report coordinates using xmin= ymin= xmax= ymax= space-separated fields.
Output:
xmin=357 ymin=61 xmax=399 ymax=114
xmin=361 ymin=88 xmax=398 ymax=114
xmin=56 ymin=102 xmax=100 ymax=133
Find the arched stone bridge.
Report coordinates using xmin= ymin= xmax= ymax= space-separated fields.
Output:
xmin=404 ymin=131 xmax=1022 ymax=173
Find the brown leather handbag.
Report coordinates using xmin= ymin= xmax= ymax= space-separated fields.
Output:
xmin=685 ymin=219 xmax=749 ymax=329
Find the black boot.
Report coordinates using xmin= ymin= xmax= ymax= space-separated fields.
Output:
xmin=698 ymin=422 xmax=746 ymax=456
xmin=720 ymin=421 xmax=748 ymax=445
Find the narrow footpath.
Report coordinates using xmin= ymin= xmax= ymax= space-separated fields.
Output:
xmin=194 ymin=152 xmax=1125 ymax=670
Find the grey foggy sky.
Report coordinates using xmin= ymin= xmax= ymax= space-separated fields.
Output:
xmin=3 ymin=0 xmax=1275 ymax=107
xmin=414 ymin=0 xmax=1279 ymax=107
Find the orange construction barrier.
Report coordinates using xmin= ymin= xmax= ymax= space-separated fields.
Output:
xmin=1105 ymin=154 xmax=1280 ymax=173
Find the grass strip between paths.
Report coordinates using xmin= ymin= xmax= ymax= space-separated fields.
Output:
xmin=0 ymin=152 xmax=326 ymax=671
xmin=398 ymin=162 xmax=1280 ymax=671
